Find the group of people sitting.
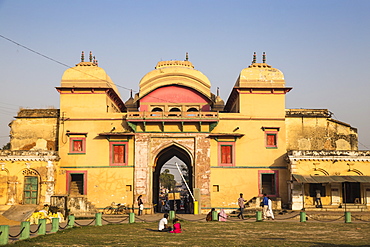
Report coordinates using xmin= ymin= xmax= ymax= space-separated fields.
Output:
xmin=158 ymin=213 xmax=182 ymax=233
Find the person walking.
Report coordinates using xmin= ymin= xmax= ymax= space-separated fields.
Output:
xmin=315 ymin=190 xmax=322 ymax=208
xmin=262 ymin=194 xmax=269 ymax=220
xmin=267 ymin=197 xmax=274 ymax=220
xmin=237 ymin=193 xmax=246 ymax=219
xmin=137 ymin=195 xmax=144 ymax=216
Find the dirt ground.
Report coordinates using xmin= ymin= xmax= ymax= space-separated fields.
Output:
xmin=0 ymin=214 xmax=21 ymax=226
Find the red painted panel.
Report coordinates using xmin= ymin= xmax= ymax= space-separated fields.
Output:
xmin=141 ymin=86 xmax=209 ymax=104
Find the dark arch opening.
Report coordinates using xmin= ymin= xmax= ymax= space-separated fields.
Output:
xmin=152 ymin=107 xmax=163 ymax=112
xmin=187 ymin=107 xmax=198 ymax=112
xmin=153 ymin=145 xmax=193 ymax=214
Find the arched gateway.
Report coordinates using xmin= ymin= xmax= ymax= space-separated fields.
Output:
xmin=133 ymin=134 xmax=212 ymax=213
xmin=153 ymin=144 xmax=193 ymax=213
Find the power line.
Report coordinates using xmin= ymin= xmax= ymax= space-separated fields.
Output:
xmin=0 ymin=34 xmax=185 ymax=104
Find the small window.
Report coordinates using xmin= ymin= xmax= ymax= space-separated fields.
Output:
xmin=221 ymin=145 xmax=232 ymax=164
xmin=265 ymin=132 xmax=278 ymax=148
xmin=213 ymin=185 xmax=219 ymax=192
xmin=218 ymin=142 xmax=235 ymax=166
xmin=126 ymin=185 xmax=132 ymax=192
xmin=69 ymin=137 xmax=86 ymax=154
xmin=110 ymin=142 xmax=128 ymax=166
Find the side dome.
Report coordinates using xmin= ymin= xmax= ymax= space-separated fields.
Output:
xmin=60 ymin=61 xmax=121 ymax=97
xmin=235 ymin=63 xmax=285 ymax=88
xmin=138 ymin=60 xmax=211 ymax=100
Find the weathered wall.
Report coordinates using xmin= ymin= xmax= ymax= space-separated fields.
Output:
xmin=286 ymin=109 xmax=358 ymax=151
xmin=10 ymin=109 xmax=59 ymax=151
xmin=0 ymin=150 xmax=59 ymax=206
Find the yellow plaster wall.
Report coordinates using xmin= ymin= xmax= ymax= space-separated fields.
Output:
xmin=239 ymin=93 xmax=286 ymax=118
xmin=210 ymin=167 xmax=289 ymax=209
xmin=60 ymin=93 xmax=112 ymax=117
xmin=54 ymin=167 xmax=134 ymax=209
xmin=293 ymin=160 xmax=370 ymax=177
xmin=213 ymin=116 xmax=287 ymax=167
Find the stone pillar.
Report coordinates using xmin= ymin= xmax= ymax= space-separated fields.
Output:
xmin=331 ymin=183 xmax=341 ymax=205
xmin=134 ymin=134 xmax=151 ymax=210
xmin=44 ymin=161 xmax=55 ymax=204
xmin=7 ymin=181 xmax=17 ymax=205
xmin=194 ymin=135 xmax=211 ymax=212
xmin=363 ymin=183 xmax=370 ymax=206
xmin=291 ymin=182 xmax=304 ymax=210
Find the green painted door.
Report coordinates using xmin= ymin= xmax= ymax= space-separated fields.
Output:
xmin=24 ymin=176 xmax=38 ymax=204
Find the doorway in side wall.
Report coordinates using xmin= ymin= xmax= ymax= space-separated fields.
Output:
xmin=24 ymin=176 xmax=38 ymax=204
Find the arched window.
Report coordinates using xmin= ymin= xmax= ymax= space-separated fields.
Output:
xmin=152 ymin=107 xmax=163 ymax=112
xmin=169 ymin=108 xmax=181 ymax=116
xmin=187 ymin=108 xmax=198 ymax=112
xmin=151 ymin=107 xmax=163 ymax=117
xmin=187 ymin=107 xmax=198 ymax=117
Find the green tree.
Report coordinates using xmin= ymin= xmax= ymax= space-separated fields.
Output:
xmin=1 ymin=142 xmax=10 ymax=150
xmin=159 ymin=169 xmax=176 ymax=191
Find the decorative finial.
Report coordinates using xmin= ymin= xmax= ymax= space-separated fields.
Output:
xmin=217 ymin=87 xmax=219 ymax=97
xmin=262 ymin=52 xmax=266 ymax=63
xmin=185 ymin=52 xmax=189 ymax=61
xmin=96 ymin=60 xmax=98 ymax=66
xmin=81 ymin=51 xmax=85 ymax=62
xmin=252 ymin=52 xmax=256 ymax=64
xmin=130 ymin=89 xmax=133 ymax=98
xmin=93 ymin=56 xmax=96 ymax=64
xmin=89 ymin=51 xmax=93 ymax=62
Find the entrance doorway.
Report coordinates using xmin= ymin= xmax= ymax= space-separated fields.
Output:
xmin=24 ymin=176 xmax=38 ymax=204
xmin=342 ymin=182 xmax=361 ymax=204
xmin=153 ymin=145 xmax=193 ymax=214
xmin=69 ymin=173 xmax=85 ymax=195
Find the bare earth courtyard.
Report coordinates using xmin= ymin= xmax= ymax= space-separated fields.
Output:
xmin=3 ymin=219 xmax=370 ymax=246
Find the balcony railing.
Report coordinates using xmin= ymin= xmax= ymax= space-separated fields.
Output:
xmin=126 ymin=111 xmax=219 ymax=121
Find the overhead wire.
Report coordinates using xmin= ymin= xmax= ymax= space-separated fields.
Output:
xmin=0 ymin=34 xmax=193 ymax=105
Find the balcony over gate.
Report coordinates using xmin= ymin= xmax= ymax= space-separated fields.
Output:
xmin=126 ymin=111 xmax=219 ymax=132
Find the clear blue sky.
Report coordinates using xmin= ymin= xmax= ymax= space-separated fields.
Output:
xmin=0 ymin=0 xmax=369 ymax=149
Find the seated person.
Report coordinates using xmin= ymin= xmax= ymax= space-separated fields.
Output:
xmin=170 ymin=218 xmax=182 ymax=233
xmin=206 ymin=208 xmax=218 ymax=221
xmin=158 ymin=213 xmax=171 ymax=232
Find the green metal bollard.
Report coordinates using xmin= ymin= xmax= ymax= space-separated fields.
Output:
xmin=51 ymin=218 xmax=59 ymax=233
xmin=0 ymin=225 xmax=9 ymax=245
xmin=300 ymin=212 xmax=306 ymax=222
xmin=38 ymin=219 xmax=46 ymax=235
xmin=169 ymin=210 xmax=175 ymax=220
xmin=212 ymin=210 xmax=218 ymax=221
xmin=95 ymin=213 xmax=102 ymax=226
xmin=345 ymin=212 xmax=351 ymax=223
xmin=20 ymin=221 xmax=30 ymax=240
xmin=67 ymin=215 xmax=75 ymax=228
xmin=256 ymin=211 xmax=262 ymax=222
xmin=129 ymin=212 xmax=135 ymax=223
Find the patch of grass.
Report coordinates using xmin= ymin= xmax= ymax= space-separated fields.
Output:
xmin=6 ymin=221 xmax=370 ymax=246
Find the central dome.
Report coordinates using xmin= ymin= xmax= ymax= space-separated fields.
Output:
xmin=138 ymin=60 xmax=212 ymax=100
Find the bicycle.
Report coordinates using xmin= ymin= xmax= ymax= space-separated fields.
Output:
xmin=103 ymin=202 xmax=127 ymax=215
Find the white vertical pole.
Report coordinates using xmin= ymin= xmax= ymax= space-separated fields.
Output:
xmin=175 ymin=162 xmax=195 ymax=202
